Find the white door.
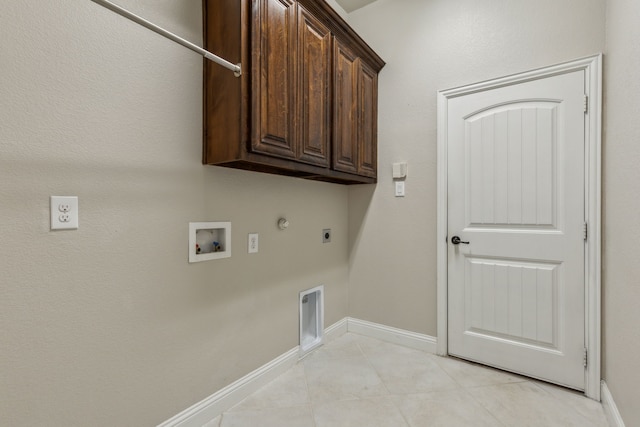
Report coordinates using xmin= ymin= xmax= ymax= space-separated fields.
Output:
xmin=447 ymin=70 xmax=586 ymax=389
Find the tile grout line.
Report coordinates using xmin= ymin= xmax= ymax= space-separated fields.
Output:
xmin=213 ymin=332 xmax=606 ymax=426
xmin=354 ymin=334 xmax=507 ymax=427
xmin=429 ymin=356 xmax=523 ymax=427
xmin=355 ymin=335 xmax=412 ymax=427
xmin=355 ymin=334 xmax=393 ymax=397
xmin=528 ymin=380 xmax=605 ymax=426
xmin=300 ymin=357 xmax=318 ymax=427
xmin=458 ymin=385 xmax=509 ymax=427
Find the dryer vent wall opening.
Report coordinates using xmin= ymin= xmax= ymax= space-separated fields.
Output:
xmin=299 ymin=285 xmax=324 ymax=355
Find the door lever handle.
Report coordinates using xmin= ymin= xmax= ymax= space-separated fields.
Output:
xmin=451 ymin=236 xmax=469 ymax=245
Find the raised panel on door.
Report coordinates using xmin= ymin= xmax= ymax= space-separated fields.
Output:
xmin=466 ymin=103 xmax=560 ymax=229
xmin=357 ymin=62 xmax=377 ymax=177
xmin=297 ymin=6 xmax=331 ymax=167
xmin=447 ymin=70 xmax=586 ymax=390
xmin=332 ymin=40 xmax=358 ymax=174
xmin=252 ymin=0 xmax=297 ymax=159
xmin=465 ymin=258 xmax=559 ymax=347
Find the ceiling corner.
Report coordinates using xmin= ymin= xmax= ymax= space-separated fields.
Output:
xmin=334 ymin=0 xmax=379 ymax=13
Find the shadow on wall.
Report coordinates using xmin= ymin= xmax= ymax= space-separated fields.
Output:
xmin=348 ymin=184 xmax=376 ymax=258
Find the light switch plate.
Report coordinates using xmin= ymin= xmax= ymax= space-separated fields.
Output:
xmin=395 ymin=181 xmax=405 ymax=197
xmin=248 ymin=233 xmax=259 ymax=253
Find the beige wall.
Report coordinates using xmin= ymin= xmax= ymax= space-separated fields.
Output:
xmin=603 ymin=0 xmax=640 ymax=425
xmin=4 ymin=0 xmax=639 ymax=425
xmin=347 ymin=0 xmax=640 ymax=424
xmin=0 ymin=1 xmax=349 ymax=425
xmin=346 ymin=0 xmax=605 ymax=335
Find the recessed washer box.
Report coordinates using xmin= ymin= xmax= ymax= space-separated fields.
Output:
xmin=189 ymin=222 xmax=231 ymax=263
xmin=299 ymin=285 xmax=324 ymax=355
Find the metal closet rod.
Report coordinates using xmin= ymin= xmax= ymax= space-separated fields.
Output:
xmin=90 ymin=0 xmax=242 ymax=77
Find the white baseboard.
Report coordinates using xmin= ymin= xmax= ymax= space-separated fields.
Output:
xmin=157 ymin=347 xmax=299 ymax=427
xmin=601 ymin=381 xmax=626 ymax=427
xmin=324 ymin=317 xmax=348 ymax=342
xmin=158 ymin=317 xmax=436 ymax=426
xmin=157 ymin=318 xmax=348 ymax=427
xmin=346 ymin=317 xmax=437 ymax=353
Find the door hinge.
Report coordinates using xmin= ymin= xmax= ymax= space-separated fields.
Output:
xmin=583 ymin=222 xmax=588 ymax=241
xmin=584 ymin=94 xmax=588 ymax=114
xmin=583 ymin=348 xmax=588 ymax=368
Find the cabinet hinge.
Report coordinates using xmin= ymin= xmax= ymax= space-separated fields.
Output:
xmin=583 ymin=348 xmax=588 ymax=368
xmin=583 ymin=222 xmax=588 ymax=241
xmin=584 ymin=94 xmax=588 ymax=114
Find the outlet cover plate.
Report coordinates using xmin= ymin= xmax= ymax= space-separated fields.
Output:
xmin=322 ymin=229 xmax=331 ymax=243
xmin=50 ymin=196 xmax=78 ymax=230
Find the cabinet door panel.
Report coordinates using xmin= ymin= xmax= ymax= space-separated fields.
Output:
xmin=252 ymin=0 xmax=297 ymax=159
xmin=358 ymin=62 xmax=377 ymax=177
xmin=298 ymin=6 xmax=331 ymax=167
xmin=333 ymin=41 xmax=358 ymax=174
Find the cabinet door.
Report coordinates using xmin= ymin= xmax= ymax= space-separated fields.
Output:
xmin=333 ymin=40 xmax=359 ymax=174
xmin=357 ymin=62 xmax=378 ymax=177
xmin=297 ymin=6 xmax=331 ymax=167
xmin=252 ymin=0 xmax=297 ymax=159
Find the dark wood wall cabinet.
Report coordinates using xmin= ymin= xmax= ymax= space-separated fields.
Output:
xmin=203 ymin=0 xmax=385 ymax=184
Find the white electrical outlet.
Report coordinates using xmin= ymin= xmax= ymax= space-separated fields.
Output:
xmin=248 ymin=233 xmax=259 ymax=253
xmin=51 ymin=196 xmax=78 ymax=230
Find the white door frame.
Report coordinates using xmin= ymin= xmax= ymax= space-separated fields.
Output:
xmin=436 ymin=54 xmax=602 ymax=400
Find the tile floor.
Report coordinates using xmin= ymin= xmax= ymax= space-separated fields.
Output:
xmin=203 ymin=333 xmax=609 ymax=427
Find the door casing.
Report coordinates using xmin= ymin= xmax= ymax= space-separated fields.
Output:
xmin=436 ymin=54 xmax=602 ymax=400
